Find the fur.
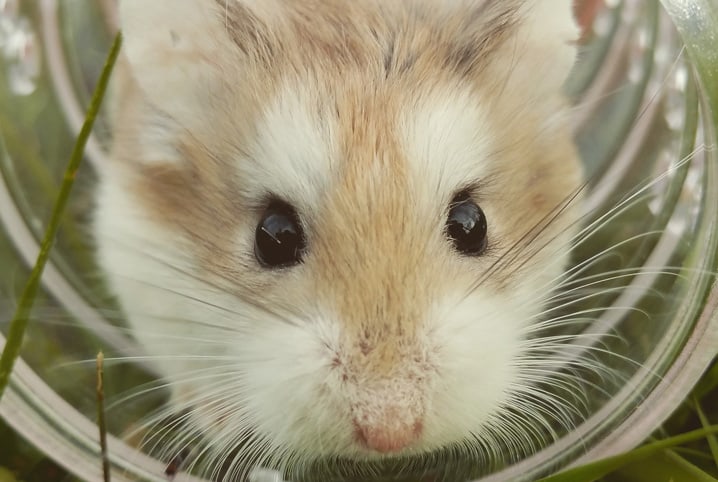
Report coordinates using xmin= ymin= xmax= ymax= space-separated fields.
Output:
xmin=95 ymin=0 xmax=582 ymax=478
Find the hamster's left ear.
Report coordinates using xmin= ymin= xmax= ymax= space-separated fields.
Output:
xmin=119 ymin=0 xmax=236 ymax=122
xmin=518 ymin=0 xmax=579 ymax=83
xmin=120 ymin=0 xmax=277 ymax=125
xmin=443 ymin=0 xmax=579 ymax=94
xmin=464 ymin=0 xmax=579 ymax=112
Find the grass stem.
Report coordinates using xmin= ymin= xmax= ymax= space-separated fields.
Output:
xmin=0 ymin=32 xmax=122 ymax=400
xmin=97 ymin=352 xmax=111 ymax=482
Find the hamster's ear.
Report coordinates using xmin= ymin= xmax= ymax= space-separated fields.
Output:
xmin=445 ymin=0 xmax=578 ymax=96
xmin=119 ymin=0 xmax=247 ymax=122
xmin=517 ymin=0 xmax=579 ymax=87
xmin=467 ymin=0 xmax=578 ymax=112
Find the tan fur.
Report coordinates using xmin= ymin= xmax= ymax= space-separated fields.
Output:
xmin=113 ymin=0 xmax=578 ymax=273
xmin=108 ymin=0 xmax=582 ymax=457
xmin=114 ymin=0 xmax=579 ymax=386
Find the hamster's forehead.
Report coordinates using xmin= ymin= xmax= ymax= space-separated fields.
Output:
xmin=242 ymin=78 xmax=495 ymax=220
xmin=210 ymin=1 xmax=562 ymax=212
xmin=189 ymin=0 xmax=577 ymax=206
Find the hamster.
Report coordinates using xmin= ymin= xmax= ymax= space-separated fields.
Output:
xmin=94 ymin=0 xmax=582 ymax=479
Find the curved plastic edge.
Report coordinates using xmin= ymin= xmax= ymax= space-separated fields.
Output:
xmin=0 ymin=337 xmax=205 ymax=482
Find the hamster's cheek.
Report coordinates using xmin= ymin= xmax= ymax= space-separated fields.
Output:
xmin=206 ymin=319 xmax=360 ymax=458
xmin=421 ymin=290 xmax=533 ymax=448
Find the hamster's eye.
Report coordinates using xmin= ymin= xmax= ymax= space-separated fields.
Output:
xmin=446 ymin=193 xmax=488 ymax=256
xmin=255 ymin=201 xmax=306 ymax=268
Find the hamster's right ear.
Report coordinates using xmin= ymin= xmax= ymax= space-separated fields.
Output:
xmin=119 ymin=0 xmax=267 ymax=124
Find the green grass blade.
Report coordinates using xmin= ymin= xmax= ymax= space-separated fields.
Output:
xmin=614 ymin=449 xmax=718 ymax=482
xmin=0 ymin=468 xmax=18 ymax=482
xmin=0 ymin=32 xmax=123 ymax=401
xmin=96 ymin=352 xmax=110 ymax=482
xmin=673 ymin=446 xmax=718 ymax=462
xmin=695 ymin=397 xmax=718 ymax=469
xmin=694 ymin=360 xmax=718 ymax=400
xmin=537 ymin=425 xmax=718 ymax=482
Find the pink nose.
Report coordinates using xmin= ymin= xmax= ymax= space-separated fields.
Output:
xmin=354 ymin=417 xmax=423 ymax=453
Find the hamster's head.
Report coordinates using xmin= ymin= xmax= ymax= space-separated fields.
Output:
xmin=95 ymin=0 xmax=582 ymax=476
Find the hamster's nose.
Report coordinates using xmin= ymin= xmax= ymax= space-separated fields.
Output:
xmin=353 ymin=409 xmax=424 ymax=453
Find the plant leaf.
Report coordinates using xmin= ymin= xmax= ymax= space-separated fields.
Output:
xmin=614 ymin=449 xmax=718 ymax=482
xmin=0 ymin=468 xmax=18 ymax=482
xmin=537 ymin=425 xmax=718 ymax=482
xmin=694 ymin=397 xmax=718 ymax=469
xmin=693 ymin=360 xmax=718 ymax=400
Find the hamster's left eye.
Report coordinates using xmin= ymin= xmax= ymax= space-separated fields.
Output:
xmin=254 ymin=201 xmax=306 ymax=268
xmin=446 ymin=193 xmax=488 ymax=256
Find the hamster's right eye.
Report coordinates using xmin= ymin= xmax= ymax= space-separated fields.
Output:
xmin=254 ymin=201 xmax=306 ymax=268
xmin=446 ymin=192 xmax=488 ymax=256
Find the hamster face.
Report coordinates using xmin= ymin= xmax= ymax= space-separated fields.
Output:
xmin=95 ymin=0 xmax=582 ymax=476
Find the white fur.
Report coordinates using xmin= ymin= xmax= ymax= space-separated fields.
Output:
xmin=94 ymin=167 xmax=347 ymax=455
xmin=94 ymin=168 xmax=217 ymax=382
xmin=96 ymin=0 xmax=581 ymax=475
xmin=423 ymin=293 xmax=523 ymax=447
xmin=237 ymin=82 xmax=337 ymax=216
xmin=401 ymin=86 xmax=496 ymax=204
